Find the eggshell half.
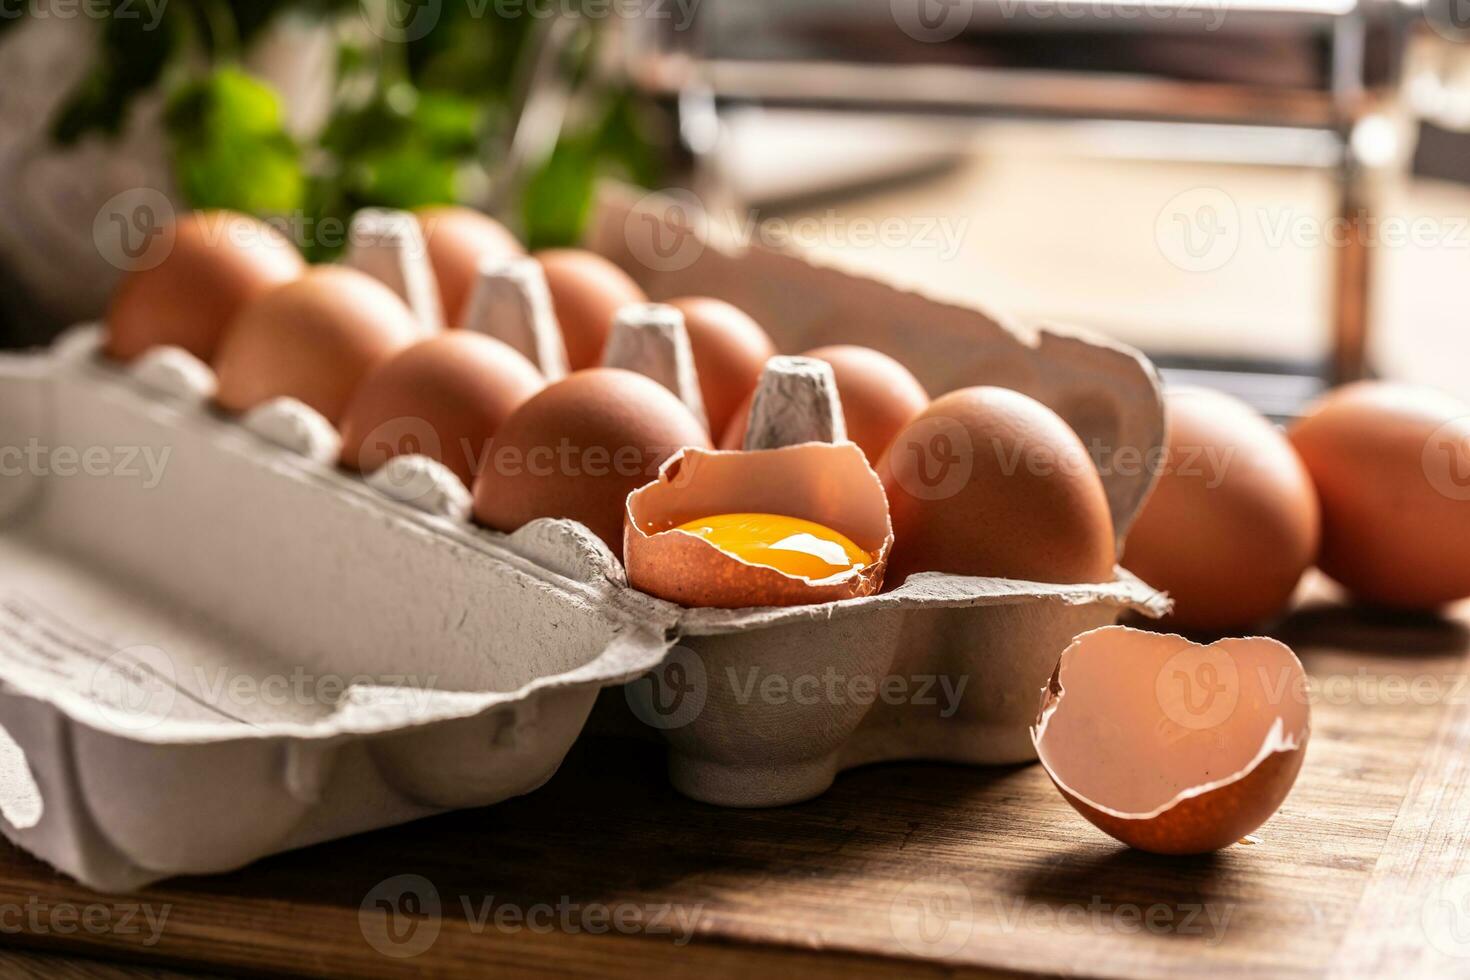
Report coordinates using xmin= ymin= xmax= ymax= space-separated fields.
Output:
xmin=624 ymin=443 xmax=893 ymax=608
xmin=1032 ymin=626 xmax=1309 ymax=854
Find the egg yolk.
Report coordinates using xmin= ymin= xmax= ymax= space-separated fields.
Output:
xmin=671 ymin=513 xmax=873 ymax=579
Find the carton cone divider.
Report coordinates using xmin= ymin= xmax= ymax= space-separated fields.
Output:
xmin=741 ymin=355 xmax=847 ymax=451
xmin=600 ymin=303 xmax=709 ymax=433
xmin=459 ymin=256 xmax=570 ymax=381
xmin=343 ymin=208 xmax=445 ymax=337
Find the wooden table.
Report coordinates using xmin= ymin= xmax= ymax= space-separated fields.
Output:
xmin=2 ymin=586 xmax=1468 ymax=978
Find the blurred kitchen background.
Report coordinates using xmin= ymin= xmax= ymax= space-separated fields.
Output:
xmin=3 ymin=0 xmax=1470 ymax=413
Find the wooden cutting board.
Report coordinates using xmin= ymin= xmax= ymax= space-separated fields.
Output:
xmin=2 ymin=590 xmax=1468 ymax=979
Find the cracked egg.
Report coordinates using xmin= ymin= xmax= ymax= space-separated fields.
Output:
xmin=624 ymin=443 xmax=893 ymax=608
xmin=1032 ymin=626 xmax=1309 ymax=854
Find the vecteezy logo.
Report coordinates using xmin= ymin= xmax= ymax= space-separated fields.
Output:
xmin=1425 ymin=0 xmax=1470 ymax=42
xmin=890 ymin=875 xmax=973 ymax=957
xmin=1422 ymin=417 xmax=1470 ymax=501
xmin=1156 ymin=644 xmax=1239 ymax=732
xmin=93 ymin=188 xmax=175 ymax=272
xmin=624 ymin=189 xmax=707 ymax=273
xmin=359 ymin=874 xmax=442 ymax=959
xmin=357 ymin=415 xmax=448 ymax=500
xmin=1424 ymin=874 xmax=1470 ymax=958
xmin=887 ymin=415 xmax=973 ymax=501
xmin=363 ymin=0 xmax=442 ymax=43
xmin=624 ymin=645 xmax=707 ymax=730
xmin=88 ymin=645 xmax=178 ymax=732
xmin=891 ymin=0 xmax=973 ymax=42
xmin=1155 ymin=187 xmax=1240 ymax=273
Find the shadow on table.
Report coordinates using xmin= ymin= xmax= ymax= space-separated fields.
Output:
xmin=169 ymin=735 xmax=1034 ymax=918
xmin=1008 ymin=846 xmax=1241 ymax=945
xmin=1272 ymin=600 xmax=1469 ymax=658
xmin=1125 ymin=599 xmax=1468 ymax=658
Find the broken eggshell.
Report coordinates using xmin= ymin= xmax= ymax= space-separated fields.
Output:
xmin=1032 ymin=626 xmax=1309 ymax=854
xmin=623 ymin=443 xmax=893 ymax=608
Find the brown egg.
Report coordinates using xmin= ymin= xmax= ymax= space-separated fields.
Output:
xmin=105 ymin=210 xmax=304 ymax=362
xmin=339 ymin=332 xmax=545 ymax=487
xmin=415 ymin=206 xmax=523 ymax=328
xmin=721 ymin=345 xmax=929 ymax=464
xmin=214 ymin=266 xmax=420 ymax=425
xmin=472 ymin=368 xmax=711 ymax=557
xmin=1034 ymin=626 xmax=1309 ymax=854
xmin=879 ymin=386 xmax=1115 ymax=586
xmin=535 ymin=249 xmax=646 ymax=370
xmin=1123 ymin=388 xmax=1319 ymax=631
xmin=1289 ymin=381 xmax=1470 ymax=608
xmin=666 ymin=297 xmax=775 ymax=438
xmin=624 ymin=443 xmax=893 ymax=608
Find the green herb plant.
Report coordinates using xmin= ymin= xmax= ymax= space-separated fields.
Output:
xmin=1 ymin=0 xmax=663 ymax=259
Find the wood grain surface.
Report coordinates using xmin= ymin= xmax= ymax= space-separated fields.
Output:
xmin=2 ymin=587 xmax=1468 ymax=978
xmin=0 ymin=949 xmax=218 ymax=980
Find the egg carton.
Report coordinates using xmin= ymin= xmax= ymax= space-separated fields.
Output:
xmin=0 ymin=328 xmax=682 ymax=892
xmin=587 ymin=186 xmax=1170 ymax=806
xmin=0 ymin=190 xmax=1169 ymax=894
